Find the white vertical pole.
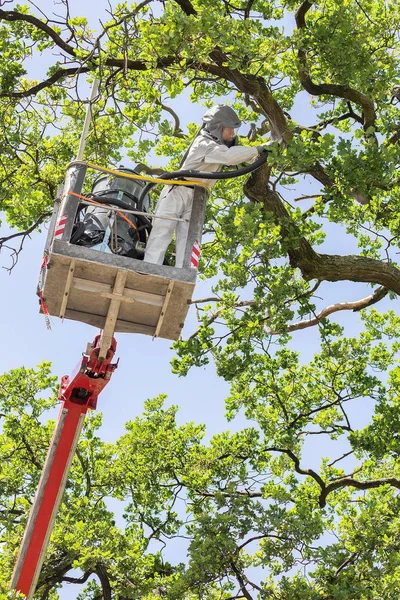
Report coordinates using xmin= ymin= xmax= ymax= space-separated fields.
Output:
xmin=76 ymin=78 xmax=100 ymax=161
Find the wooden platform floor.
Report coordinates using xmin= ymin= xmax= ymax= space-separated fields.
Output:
xmin=42 ymin=247 xmax=195 ymax=341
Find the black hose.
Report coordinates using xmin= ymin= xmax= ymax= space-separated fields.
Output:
xmin=137 ymin=149 xmax=269 ymax=210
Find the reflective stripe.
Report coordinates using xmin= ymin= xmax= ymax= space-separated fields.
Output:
xmin=54 ymin=215 xmax=67 ymax=239
xmin=191 ymin=241 xmax=201 ymax=269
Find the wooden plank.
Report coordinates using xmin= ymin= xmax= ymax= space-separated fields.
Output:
xmin=64 ymin=309 xmax=156 ymax=335
xmin=71 ymin=277 xmax=163 ymax=307
xmin=158 ymin=280 xmax=195 ymax=340
xmin=99 ymin=270 xmax=127 ymax=359
xmin=41 ymin=259 xmax=71 ymax=317
xmin=154 ymin=281 xmax=174 ymax=339
xmin=59 ymin=260 xmax=76 ymax=318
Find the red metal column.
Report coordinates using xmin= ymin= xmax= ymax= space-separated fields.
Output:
xmin=10 ymin=399 xmax=89 ymax=597
xmin=10 ymin=335 xmax=118 ymax=599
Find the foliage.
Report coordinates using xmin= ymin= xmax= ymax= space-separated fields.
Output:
xmin=2 ymin=353 xmax=400 ymax=598
xmin=1 ymin=0 xmax=400 ymax=598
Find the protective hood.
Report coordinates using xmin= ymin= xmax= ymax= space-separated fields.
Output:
xmin=201 ymin=105 xmax=241 ymax=146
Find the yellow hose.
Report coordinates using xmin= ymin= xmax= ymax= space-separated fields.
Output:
xmin=67 ymin=160 xmax=211 ymax=191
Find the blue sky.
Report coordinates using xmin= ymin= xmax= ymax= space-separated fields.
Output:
xmin=0 ymin=0 xmax=396 ymax=596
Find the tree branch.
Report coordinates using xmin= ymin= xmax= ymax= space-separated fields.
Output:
xmin=208 ymin=48 xmax=291 ymax=144
xmin=244 ymin=0 xmax=256 ymax=19
xmin=244 ymin=177 xmax=400 ymax=296
xmin=62 ymin=570 xmax=93 ymax=584
xmin=0 ymin=8 xmax=77 ymax=57
xmin=266 ymin=447 xmax=400 ymax=509
xmin=328 ymin=450 xmax=354 ymax=468
xmin=95 ymin=563 xmax=112 ymax=600
xmin=313 ymin=104 xmax=364 ymax=130
xmin=75 ymin=448 xmax=91 ymax=498
xmin=335 ymin=552 xmax=359 ymax=576
xmin=173 ymin=0 xmax=197 ymax=16
xmin=319 ymin=476 xmax=400 ymax=508
xmin=0 ymin=210 xmax=52 ymax=272
xmin=295 ymin=1 xmax=376 ymax=131
xmin=265 ymin=286 xmax=389 ymax=334
xmin=266 ymin=447 xmax=326 ymax=490
xmin=0 ymin=66 xmax=91 ymax=98
xmin=20 ymin=432 xmax=43 ymax=470
xmin=230 ymin=561 xmax=254 ymax=600
xmin=0 ymin=211 xmax=52 ymax=247
xmin=187 ymin=299 xmax=254 ymax=341
xmin=387 ymin=128 xmax=400 ymax=146
xmin=135 ymin=163 xmax=166 ymax=176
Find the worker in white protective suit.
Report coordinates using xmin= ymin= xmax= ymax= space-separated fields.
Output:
xmin=143 ymin=105 xmax=266 ymax=267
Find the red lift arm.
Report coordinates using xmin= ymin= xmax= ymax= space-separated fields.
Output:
xmin=10 ymin=334 xmax=118 ymax=599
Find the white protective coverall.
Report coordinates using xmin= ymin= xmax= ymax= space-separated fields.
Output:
xmin=144 ymin=106 xmax=259 ymax=268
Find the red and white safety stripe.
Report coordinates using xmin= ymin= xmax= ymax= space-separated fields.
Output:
xmin=54 ymin=214 xmax=68 ymax=239
xmin=191 ymin=240 xmax=201 ymax=269
xmin=38 ymin=254 xmax=52 ymax=330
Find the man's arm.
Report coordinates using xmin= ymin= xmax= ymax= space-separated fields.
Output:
xmin=203 ymin=142 xmax=259 ymax=166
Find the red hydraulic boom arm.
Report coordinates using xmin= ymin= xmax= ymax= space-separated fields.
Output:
xmin=10 ymin=334 xmax=118 ymax=599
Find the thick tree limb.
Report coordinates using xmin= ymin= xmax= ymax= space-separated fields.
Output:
xmin=244 ymin=174 xmax=400 ymax=295
xmin=40 ymin=557 xmax=78 ymax=592
xmin=297 ymin=253 xmax=400 ymax=293
xmin=95 ymin=563 xmax=112 ymax=600
xmin=295 ymin=1 xmax=377 ymax=131
xmin=265 ymin=286 xmax=389 ymax=334
xmin=244 ymin=0 xmax=256 ymax=19
xmin=319 ymin=476 xmax=400 ymax=508
xmin=208 ymin=48 xmax=291 ymax=144
xmin=307 ymin=162 xmax=369 ymax=207
xmin=266 ymin=447 xmax=326 ymax=489
xmin=173 ymin=0 xmax=197 ymax=16
xmin=0 ymin=8 xmax=77 ymax=57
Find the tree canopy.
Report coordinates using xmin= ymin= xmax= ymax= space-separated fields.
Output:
xmin=1 ymin=0 xmax=400 ymax=598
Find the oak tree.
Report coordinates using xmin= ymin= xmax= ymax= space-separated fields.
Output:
xmin=1 ymin=0 xmax=400 ymax=598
